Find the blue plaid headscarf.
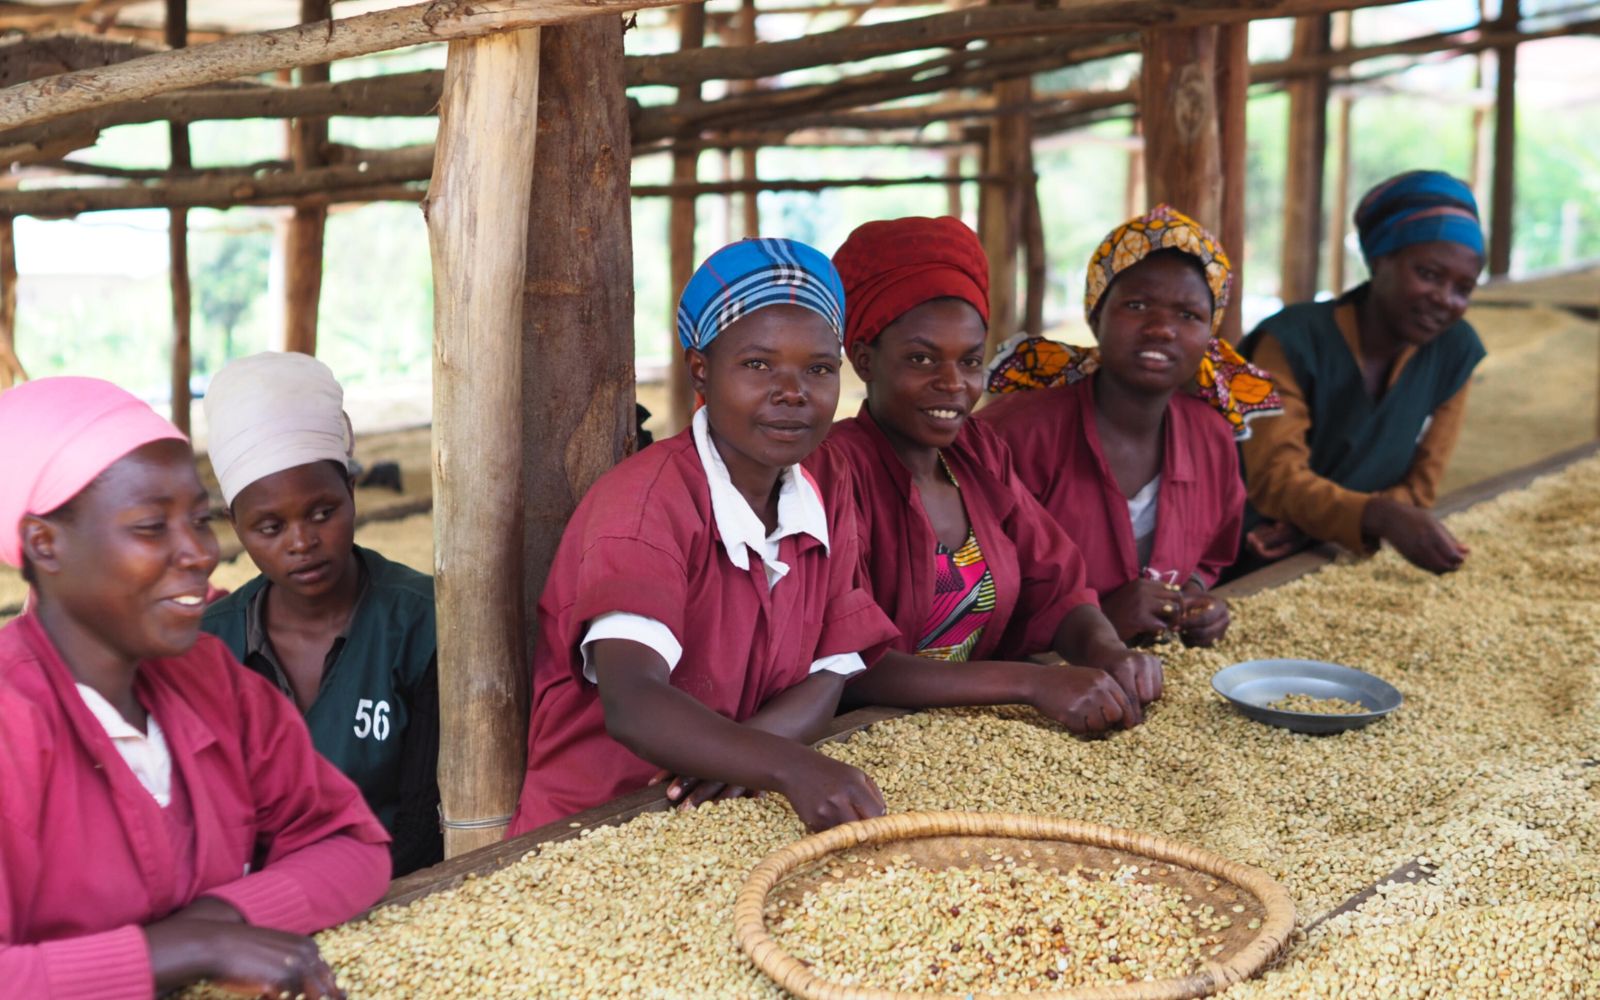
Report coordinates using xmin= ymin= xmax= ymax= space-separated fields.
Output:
xmin=1355 ymin=170 xmax=1484 ymax=267
xmin=675 ymin=238 xmax=846 ymax=351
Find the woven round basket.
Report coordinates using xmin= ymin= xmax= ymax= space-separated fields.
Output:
xmin=734 ymin=811 xmax=1294 ymax=1000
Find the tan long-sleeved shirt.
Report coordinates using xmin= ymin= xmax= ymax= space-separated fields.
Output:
xmin=1241 ymin=301 xmax=1471 ymax=553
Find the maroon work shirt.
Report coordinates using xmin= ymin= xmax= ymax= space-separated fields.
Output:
xmin=810 ymin=404 xmax=1098 ymax=661
xmin=508 ymin=428 xmax=898 ymax=835
xmin=978 ymin=377 xmax=1245 ymax=594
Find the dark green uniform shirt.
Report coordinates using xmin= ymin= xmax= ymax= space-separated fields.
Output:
xmin=202 ymin=545 xmax=442 ymax=876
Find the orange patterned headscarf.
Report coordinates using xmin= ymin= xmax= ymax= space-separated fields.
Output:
xmin=988 ymin=205 xmax=1283 ymax=441
xmin=1085 ymin=203 xmax=1232 ymax=336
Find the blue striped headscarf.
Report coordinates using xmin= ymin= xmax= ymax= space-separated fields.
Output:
xmin=675 ymin=238 xmax=846 ymax=351
xmin=1355 ymin=170 xmax=1484 ymax=267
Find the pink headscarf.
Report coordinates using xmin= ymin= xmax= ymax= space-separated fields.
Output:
xmin=0 ymin=377 xmax=187 ymax=568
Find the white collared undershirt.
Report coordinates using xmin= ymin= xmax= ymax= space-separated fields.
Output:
xmin=75 ymin=682 xmax=172 ymax=806
xmin=580 ymin=409 xmax=864 ymax=683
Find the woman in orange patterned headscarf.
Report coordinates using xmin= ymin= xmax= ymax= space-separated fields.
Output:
xmin=980 ymin=205 xmax=1269 ymax=646
xmin=987 ymin=204 xmax=1281 ymax=439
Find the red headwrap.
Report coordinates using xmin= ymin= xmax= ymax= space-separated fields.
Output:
xmin=832 ymin=216 xmax=990 ymax=353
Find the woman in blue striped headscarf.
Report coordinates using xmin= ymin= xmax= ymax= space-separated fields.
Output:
xmin=509 ymin=238 xmax=901 ymax=838
xmin=1235 ymin=170 xmax=1487 ymax=576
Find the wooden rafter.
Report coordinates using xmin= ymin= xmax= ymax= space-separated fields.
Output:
xmin=0 ymin=0 xmax=1492 ymax=135
xmin=0 ymin=0 xmax=683 ymax=131
xmin=3 ymin=8 xmax=1592 ymax=160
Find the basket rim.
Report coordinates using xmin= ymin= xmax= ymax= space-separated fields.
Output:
xmin=734 ymin=810 xmax=1295 ymax=1000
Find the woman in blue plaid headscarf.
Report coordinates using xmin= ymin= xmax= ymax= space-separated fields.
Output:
xmin=1236 ymin=170 xmax=1486 ymax=575
xmin=676 ymin=238 xmax=845 ymax=352
xmin=507 ymin=235 xmax=898 ymax=834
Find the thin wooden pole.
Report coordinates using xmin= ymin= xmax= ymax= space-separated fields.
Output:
xmin=944 ymin=147 xmax=963 ymax=219
xmin=522 ymin=16 xmax=636 ymax=649
xmin=1488 ymin=0 xmax=1518 ymax=277
xmin=666 ymin=2 xmax=705 ymax=435
xmin=283 ymin=0 xmax=331 ymax=357
xmin=1022 ymin=168 xmax=1045 ymax=338
xmin=0 ymin=213 xmax=22 ymax=390
xmin=1280 ymin=14 xmax=1330 ymax=302
xmin=4 ymin=169 xmax=1005 ymax=217
xmin=1140 ymin=26 xmax=1222 ymax=228
xmin=165 ymin=0 xmax=191 ymax=433
xmin=736 ymin=0 xmax=760 ymax=238
xmin=1215 ymin=22 xmax=1248 ymax=344
xmin=980 ymin=75 xmax=1030 ymax=354
xmin=1326 ymin=11 xmax=1354 ymax=295
xmin=1124 ymin=115 xmax=1143 ymax=219
xmin=426 ymin=26 xmax=541 ymax=857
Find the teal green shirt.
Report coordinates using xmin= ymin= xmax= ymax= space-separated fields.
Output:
xmin=1240 ymin=284 xmax=1485 ymax=532
xmin=202 ymin=545 xmax=441 ymax=875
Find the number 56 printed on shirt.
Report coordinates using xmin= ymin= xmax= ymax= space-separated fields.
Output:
xmin=353 ymin=698 xmax=391 ymax=741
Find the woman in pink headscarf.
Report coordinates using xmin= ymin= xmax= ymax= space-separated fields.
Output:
xmin=0 ymin=377 xmax=390 ymax=1000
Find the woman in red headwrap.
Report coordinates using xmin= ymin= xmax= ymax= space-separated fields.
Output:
xmin=805 ymin=216 xmax=1160 ymax=732
xmin=0 ymin=377 xmax=390 ymax=1000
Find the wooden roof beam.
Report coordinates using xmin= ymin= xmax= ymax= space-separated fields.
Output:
xmin=7 ymin=3 xmax=1589 ymax=151
xmin=0 ymin=0 xmax=683 ymax=132
xmin=0 ymin=0 xmax=1429 ymax=135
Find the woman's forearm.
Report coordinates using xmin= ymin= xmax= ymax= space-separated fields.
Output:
xmin=843 ymin=650 xmax=1040 ymax=711
xmin=743 ymin=671 xmax=851 ymax=743
xmin=597 ymin=659 xmax=817 ymax=797
xmin=1052 ymin=603 xmax=1127 ymax=667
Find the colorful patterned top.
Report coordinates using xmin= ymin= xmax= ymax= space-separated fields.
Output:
xmin=917 ymin=529 xmax=996 ymax=661
xmin=915 ymin=458 xmax=996 ymax=661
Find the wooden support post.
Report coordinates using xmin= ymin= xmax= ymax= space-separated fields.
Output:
xmin=1215 ymin=22 xmax=1248 ymax=344
xmin=1140 ymin=27 xmax=1222 ymax=228
xmin=522 ymin=16 xmax=636 ymax=645
xmin=1468 ymin=0 xmax=1492 ymax=210
xmin=1280 ymin=14 xmax=1330 ymax=303
xmin=944 ymin=148 xmax=963 ymax=219
xmin=1488 ymin=0 xmax=1517 ymax=277
xmin=1022 ymin=171 xmax=1045 ymax=338
xmin=666 ymin=2 xmax=705 ymax=435
xmin=1326 ymin=93 xmax=1353 ymax=294
xmin=0 ymin=214 xmax=22 ymax=390
xmin=1124 ymin=116 xmax=1143 ymax=220
xmin=1326 ymin=11 xmax=1354 ymax=295
xmin=283 ymin=0 xmax=330 ymax=356
xmin=980 ymin=75 xmax=1030 ymax=353
xmin=425 ymin=27 xmax=541 ymax=857
xmin=166 ymin=0 xmax=191 ymax=433
xmin=735 ymin=0 xmax=759 ymax=238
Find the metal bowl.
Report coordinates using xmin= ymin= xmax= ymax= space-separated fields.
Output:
xmin=1211 ymin=658 xmax=1403 ymax=735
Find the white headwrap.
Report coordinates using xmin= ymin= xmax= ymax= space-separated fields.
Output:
xmin=204 ymin=351 xmax=354 ymax=506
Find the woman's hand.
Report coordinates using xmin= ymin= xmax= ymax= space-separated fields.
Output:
xmin=1245 ymin=519 xmax=1307 ymax=561
xmin=1094 ymin=647 xmax=1164 ymax=706
xmin=1026 ymin=664 xmax=1142 ymax=732
xmin=1179 ymin=590 xmax=1230 ymax=647
xmin=1099 ymin=578 xmax=1184 ymax=643
xmin=145 ymin=916 xmax=344 ymax=999
xmin=649 ymin=769 xmax=756 ymax=809
xmin=773 ymin=751 xmax=886 ymax=832
xmin=1365 ymin=497 xmax=1469 ymax=574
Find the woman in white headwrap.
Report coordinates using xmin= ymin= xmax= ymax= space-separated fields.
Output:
xmin=200 ymin=352 xmax=442 ymax=876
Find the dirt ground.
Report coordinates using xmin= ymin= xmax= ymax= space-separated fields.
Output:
xmin=2 ymin=298 xmax=1594 ymax=619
